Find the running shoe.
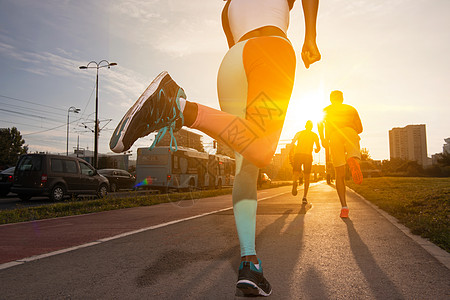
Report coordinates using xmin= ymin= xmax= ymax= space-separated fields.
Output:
xmin=340 ymin=207 xmax=349 ymax=218
xmin=236 ymin=259 xmax=272 ymax=297
xmin=291 ymin=181 xmax=298 ymax=196
xmin=109 ymin=71 xmax=186 ymax=153
xmin=347 ymin=157 xmax=363 ymax=185
xmin=302 ymin=197 xmax=308 ymax=204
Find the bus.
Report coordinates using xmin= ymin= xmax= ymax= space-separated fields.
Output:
xmin=135 ymin=146 xmax=234 ymax=192
xmin=214 ymin=154 xmax=235 ymax=188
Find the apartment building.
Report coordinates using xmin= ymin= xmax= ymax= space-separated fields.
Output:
xmin=389 ymin=124 xmax=428 ymax=166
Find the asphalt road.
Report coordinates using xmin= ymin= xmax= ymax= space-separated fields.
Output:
xmin=0 ymin=182 xmax=449 ymax=299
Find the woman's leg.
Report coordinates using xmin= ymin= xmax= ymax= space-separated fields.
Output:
xmin=215 ymin=40 xmax=258 ymax=258
xmin=190 ymin=37 xmax=296 ymax=168
xmin=214 ymin=37 xmax=296 ymax=259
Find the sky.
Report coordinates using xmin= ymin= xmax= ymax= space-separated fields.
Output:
xmin=0 ymin=0 xmax=449 ymax=163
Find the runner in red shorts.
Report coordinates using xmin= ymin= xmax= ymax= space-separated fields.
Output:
xmin=319 ymin=90 xmax=363 ymax=218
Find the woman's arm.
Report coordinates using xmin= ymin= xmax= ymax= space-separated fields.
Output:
xmin=301 ymin=0 xmax=321 ymax=68
xmin=221 ymin=0 xmax=234 ymax=48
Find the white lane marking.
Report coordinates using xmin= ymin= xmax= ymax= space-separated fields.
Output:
xmin=0 ymin=190 xmax=288 ymax=270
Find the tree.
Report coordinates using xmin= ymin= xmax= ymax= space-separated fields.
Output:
xmin=381 ymin=158 xmax=425 ymax=176
xmin=360 ymin=148 xmax=372 ymax=161
xmin=0 ymin=127 xmax=28 ymax=168
xmin=437 ymin=150 xmax=450 ymax=167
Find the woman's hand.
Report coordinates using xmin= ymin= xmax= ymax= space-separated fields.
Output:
xmin=301 ymin=38 xmax=321 ymax=69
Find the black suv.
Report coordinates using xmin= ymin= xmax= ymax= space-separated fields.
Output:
xmin=11 ymin=154 xmax=109 ymax=201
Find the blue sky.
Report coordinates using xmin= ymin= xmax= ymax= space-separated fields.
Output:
xmin=0 ymin=0 xmax=449 ymax=162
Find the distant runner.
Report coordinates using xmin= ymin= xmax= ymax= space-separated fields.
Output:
xmin=290 ymin=120 xmax=320 ymax=204
xmin=318 ymin=90 xmax=363 ymax=218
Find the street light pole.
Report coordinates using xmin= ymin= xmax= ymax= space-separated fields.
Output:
xmin=79 ymin=60 xmax=117 ymax=168
xmin=67 ymin=106 xmax=80 ymax=156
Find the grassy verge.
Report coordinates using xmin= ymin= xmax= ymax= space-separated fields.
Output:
xmin=0 ymin=188 xmax=231 ymax=225
xmin=346 ymin=177 xmax=450 ymax=252
xmin=0 ymin=181 xmax=291 ymax=225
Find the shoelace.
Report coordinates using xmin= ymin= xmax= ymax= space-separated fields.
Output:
xmin=149 ymin=88 xmax=184 ymax=152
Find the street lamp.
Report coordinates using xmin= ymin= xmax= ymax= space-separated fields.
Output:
xmin=67 ymin=106 xmax=80 ymax=156
xmin=79 ymin=60 xmax=117 ymax=168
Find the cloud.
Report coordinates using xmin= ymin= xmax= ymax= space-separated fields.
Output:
xmin=0 ymin=40 xmax=82 ymax=77
xmin=153 ymin=19 xmax=224 ymax=57
xmin=325 ymin=0 xmax=411 ymax=18
xmin=107 ymin=0 xmax=224 ymax=57
xmin=109 ymin=0 xmax=162 ymax=22
xmin=0 ymin=36 xmax=148 ymax=106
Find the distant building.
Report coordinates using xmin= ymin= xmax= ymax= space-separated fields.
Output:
xmin=431 ymin=138 xmax=450 ymax=165
xmin=444 ymin=138 xmax=450 ymax=154
xmin=389 ymin=124 xmax=429 ymax=166
xmin=157 ymin=128 xmax=204 ymax=152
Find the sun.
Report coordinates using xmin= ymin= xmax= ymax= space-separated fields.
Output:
xmin=279 ymin=88 xmax=328 ymax=162
xmin=281 ymin=88 xmax=327 ymax=143
xmin=286 ymin=89 xmax=328 ymax=127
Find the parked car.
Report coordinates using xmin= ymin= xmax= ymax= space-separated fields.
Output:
xmin=11 ymin=154 xmax=109 ymax=201
xmin=0 ymin=167 xmax=15 ymax=197
xmin=258 ymin=172 xmax=272 ymax=187
xmin=97 ymin=169 xmax=136 ymax=192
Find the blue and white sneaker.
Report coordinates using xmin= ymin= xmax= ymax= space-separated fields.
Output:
xmin=109 ymin=71 xmax=185 ymax=153
xmin=236 ymin=259 xmax=272 ymax=297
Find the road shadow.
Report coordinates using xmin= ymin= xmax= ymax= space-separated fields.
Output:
xmin=135 ymin=202 xmax=320 ymax=298
xmin=343 ymin=218 xmax=405 ymax=299
xmin=300 ymin=267 xmax=329 ymax=299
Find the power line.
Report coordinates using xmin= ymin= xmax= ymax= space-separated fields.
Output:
xmin=21 ymin=118 xmax=82 ymax=136
xmin=0 ymin=108 xmax=63 ymax=123
xmin=0 ymin=119 xmax=54 ymax=129
xmin=0 ymin=94 xmax=66 ymax=113
xmin=0 ymin=101 xmax=68 ymax=120
xmin=78 ymin=83 xmax=96 ymax=123
xmin=0 ymin=110 xmax=61 ymax=126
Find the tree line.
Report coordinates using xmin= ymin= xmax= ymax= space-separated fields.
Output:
xmin=0 ymin=127 xmax=28 ymax=169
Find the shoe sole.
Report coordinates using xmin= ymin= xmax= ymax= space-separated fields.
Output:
xmin=236 ymin=280 xmax=271 ymax=297
xmin=109 ymin=71 xmax=168 ymax=153
xmin=347 ymin=158 xmax=363 ymax=184
xmin=340 ymin=209 xmax=349 ymax=218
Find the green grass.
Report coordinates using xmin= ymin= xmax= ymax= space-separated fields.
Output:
xmin=0 ymin=181 xmax=291 ymax=225
xmin=347 ymin=177 xmax=450 ymax=252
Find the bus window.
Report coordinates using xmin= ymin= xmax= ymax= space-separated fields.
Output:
xmin=172 ymin=155 xmax=180 ymax=174
xmin=180 ymin=157 xmax=188 ymax=174
xmin=137 ymin=154 xmax=168 ymax=165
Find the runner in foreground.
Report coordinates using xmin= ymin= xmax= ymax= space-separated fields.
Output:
xmin=290 ymin=120 xmax=321 ymax=204
xmin=318 ymin=90 xmax=363 ymax=218
xmin=110 ymin=0 xmax=321 ymax=296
